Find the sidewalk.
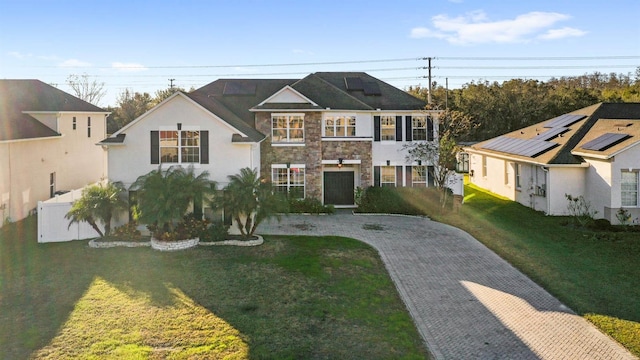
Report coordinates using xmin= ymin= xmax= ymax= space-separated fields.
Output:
xmin=258 ymin=213 xmax=637 ymax=360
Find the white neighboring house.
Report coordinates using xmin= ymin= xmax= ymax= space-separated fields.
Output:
xmin=0 ymin=80 xmax=109 ymax=227
xmin=465 ymin=103 xmax=640 ymax=224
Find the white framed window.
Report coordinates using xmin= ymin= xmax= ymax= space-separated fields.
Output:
xmin=515 ymin=163 xmax=522 ymax=189
xmin=381 ymin=166 xmax=396 ymax=187
xmin=412 ymin=166 xmax=427 ymax=187
xmin=505 ymin=161 xmax=511 ymax=185
xmin=324 ymin=115 xmax=356 ymax=137
xmin=482 ymin=156 xmax=487 ymax=177
xmin=272 ymin=114 xmax=304 ymax=143
xmin=72 ymin=117 xmax=77 ymax=130
xmin=49 ymin=172 xmax=56 ymax=198
xmin=160 ymin=129 xmax=200 ymax=164
xmin=272 ymin=165 xmax=305 ymax=199
xmin=381 ymin=116 xmax=396 ymax=141
xmin=621 ymin=171 xmax=638 ymax=207
xmin=412 ymin=116 xmax=427 ymax=141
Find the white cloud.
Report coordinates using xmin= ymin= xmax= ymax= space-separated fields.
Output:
xmin=8 ymin=51 xmax=31 ymax=59
xmin=410 ymin=10 xmax=585 ymax=45
xmin=538 ymin=27 xmax=587 ymax=40
xmin=112 ymin=62 xmax=148 ymax=72
xmin=292 ymin=49 xmax=315 ymax=55
xmin=59 ymin=58 xmax=92 ymax=67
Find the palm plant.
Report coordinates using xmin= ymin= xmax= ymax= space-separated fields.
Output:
xmin=223 ymin=167 xmax=286 ymax=238
xmin=65 ymin=181 xmax=128 ymax=237
xmin=130 ymin=166 xmax=215 ymax=238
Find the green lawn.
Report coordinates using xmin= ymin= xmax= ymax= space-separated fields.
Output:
xmin=399 ymin=184 xmax=640 ymax=357
xmin=0 ymin=217 xmax=428 ymax=360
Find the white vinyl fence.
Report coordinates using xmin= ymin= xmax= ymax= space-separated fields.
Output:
xmin=37 ymin=183 xmax=104 ymax=243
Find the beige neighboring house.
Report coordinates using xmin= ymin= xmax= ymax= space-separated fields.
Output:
xmin=465 ymin=103 xmax=640 ymax=224
xmin=0 ymin=80 xmax=109 ymax=226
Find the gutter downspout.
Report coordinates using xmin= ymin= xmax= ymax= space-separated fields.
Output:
xmin=542 ymin=166 xmax=550 ymax=215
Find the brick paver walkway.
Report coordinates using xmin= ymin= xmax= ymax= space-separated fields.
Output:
xmin=257 ymin=213 xmax=637 ymax=360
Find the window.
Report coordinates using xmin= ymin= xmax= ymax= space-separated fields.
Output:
xmin=411 ymin=116 xmax=427 ymax=141
xmin=505 ymin=161 xmax=512 ymax=185
xmin=515 ymin=164 xmax=522 ymax=189
xmin=482 ymin=156 xmax=487 ymax=177
xmin=324 ymin=115 xmax=356 ymax=137
xmin=272 ymin=114 xmax=304 ymax=143
xmin=412 ymin=166 xmax=427 ymax=187
xmin=622 ymin=171 xmax=638 ymax=207
xmin=87 ymin=117 xmax=91 ymax=137
xmin=49 ymin=172 xmax=56 ymax=198
xmin=381 ymin=166 xmax=396 ymax=187
xmin=159 ymin=130 xmax=200 ymax=164
xmin=72 ymin=117 xmax=77 ymax=130
xmin=272 ymin=165 xmax=305 ymax=199
xmin=380 ymin=116 xmax=396 ymax=141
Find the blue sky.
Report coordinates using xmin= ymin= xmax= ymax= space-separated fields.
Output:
xmin=1 ymin=0 xmax=639 ymax=106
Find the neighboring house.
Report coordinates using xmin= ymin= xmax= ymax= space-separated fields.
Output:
xmin=100 ymin=72 xmax=438 ymax=220
xmin=465 ymin=103 xmax=640 ymax=224
xmin=0 ymin=80 xmax=109 ymax=226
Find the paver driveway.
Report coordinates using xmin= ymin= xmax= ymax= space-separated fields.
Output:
xmin=257 ymin=213 xmax=636 ymax=360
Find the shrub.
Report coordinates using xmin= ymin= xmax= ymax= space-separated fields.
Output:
xmin=565 ymin=194 xmax=598 ymax=227
xmin=148 ymin=213 xmax=209 ymax=241
xmin=288 ymin=197 xmax=335 ymax=214
xmin=616 ymin=208 xmax=632 ymax=225
xmin=356 ymin=186 xmax=423 ymax=215
xmin=199 ymin=221 xmax=230 ymax=242
xmin=111 ymin=222 xmax=142 ymax=241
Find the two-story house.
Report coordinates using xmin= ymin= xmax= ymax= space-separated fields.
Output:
xmin=0 ymin=80 xmax=109 ymax=226
xmin=101 ymin=72 xmax=437 ymax=219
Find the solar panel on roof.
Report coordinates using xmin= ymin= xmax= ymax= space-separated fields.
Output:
xmin=581 ymin=133 xmax=631 ymax=151
xmin=482 ymin=136 xmax=559 ymax=157
xmin=533 ymin=127 xmax=570 ymax=141
xmin=362 ymin=81 xmax=381 ymax=96
xmin=544 ymin=114 xmax=586 ymax=128
xmin=345 ymin=77 xmax=364 ymax=90
xmin=223 ymin=82 xmax=257 ymax=96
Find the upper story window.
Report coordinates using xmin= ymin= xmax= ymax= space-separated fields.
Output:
xmin=160 ymin=130 xmax=200 ymax=164
xmin=380 ymin=116 xmax=396 ymax=141
xmin=621 ymin=171 xmax=638 ymax=207
xmin=151 ymin=127 xmax=208 ymax=165
xmin=324 ymin=115 xmax=356 ymax=137
xmin=412 ymin=116 xmax=427 ymax=141
xmin=72 ymin=117 xmax=77 ymax=130
xmin=272 ymin=114 xmax=304 ymax=143
xmin=87 ymin=117 xmax=91 ymax=137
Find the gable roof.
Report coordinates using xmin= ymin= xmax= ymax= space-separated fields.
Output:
xmin=0 ymin=79 xmax=107 ymax=141
xmin=292 ymin=72 xmax=427 ymax=111
xmin=468 ymin=103 xmax=640 ymax=165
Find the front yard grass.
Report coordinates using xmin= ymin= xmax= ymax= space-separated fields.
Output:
xmin=0 ymin=217 xmax=428 ymax=360
xmin=399 ymin=184 xmax=640 ymax=357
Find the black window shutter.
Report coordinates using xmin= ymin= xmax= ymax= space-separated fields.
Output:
xmin=427 ymin=116 xmax=434 ymax=141
xmin=374 ymin=116 xmax=381 ymax=141
xmin=200 ymin=130 xmax=209 ymax=164
xmin=374 ymin=166 xmax=381 ymax=186
xmin=151 ymin=131 xmax=159 ymax=164
xmin=405 ymin=166 xmax=412 ymax=187
xmin=396 ymin=116 xmax=403 ymax=141
xmin=405 ymin=116 xmax=412 ymax=142
xmin=396 ymin=166 xmax=403 ymax=186
xmin=427 ymin=166 xmax=435 ymax=187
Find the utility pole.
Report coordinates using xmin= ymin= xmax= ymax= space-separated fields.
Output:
xmin=169 ymin=78 xmax=176 ymax=89
xmin=428 ymin=57 xmax=432 ymax=105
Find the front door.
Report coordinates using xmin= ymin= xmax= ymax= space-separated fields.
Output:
xmin=324 ymin=172 xmax=355 ymax=205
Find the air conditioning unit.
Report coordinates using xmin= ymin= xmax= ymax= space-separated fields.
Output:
xmin=535 ymin=184 xmax=546 ymax=197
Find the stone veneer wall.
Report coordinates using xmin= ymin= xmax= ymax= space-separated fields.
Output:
xmin=321 ymin=141 xmax=373 ymax=187
xmin=256 ymin=112 xmax=374 ymax=200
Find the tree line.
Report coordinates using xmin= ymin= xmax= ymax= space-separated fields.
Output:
xmin=408 ymin=68 xmax=640 ymax=142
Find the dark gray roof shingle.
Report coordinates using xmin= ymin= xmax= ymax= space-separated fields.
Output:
xmin=0 ymin=79 xmax=107 ymax=141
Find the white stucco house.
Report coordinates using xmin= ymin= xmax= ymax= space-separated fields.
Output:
xmin=0 ymin=80 xmax=109 ymax=227
xmin=99 ymin=72 xmax=439 ymax=223
xmin=465 ymin=103 xmax=640 ymax=224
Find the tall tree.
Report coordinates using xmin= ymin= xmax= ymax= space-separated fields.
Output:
xmin=66 ymin=73 xmax=106 ymax=106
xmin=108 ymin=89 xmax=152 ymax=131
